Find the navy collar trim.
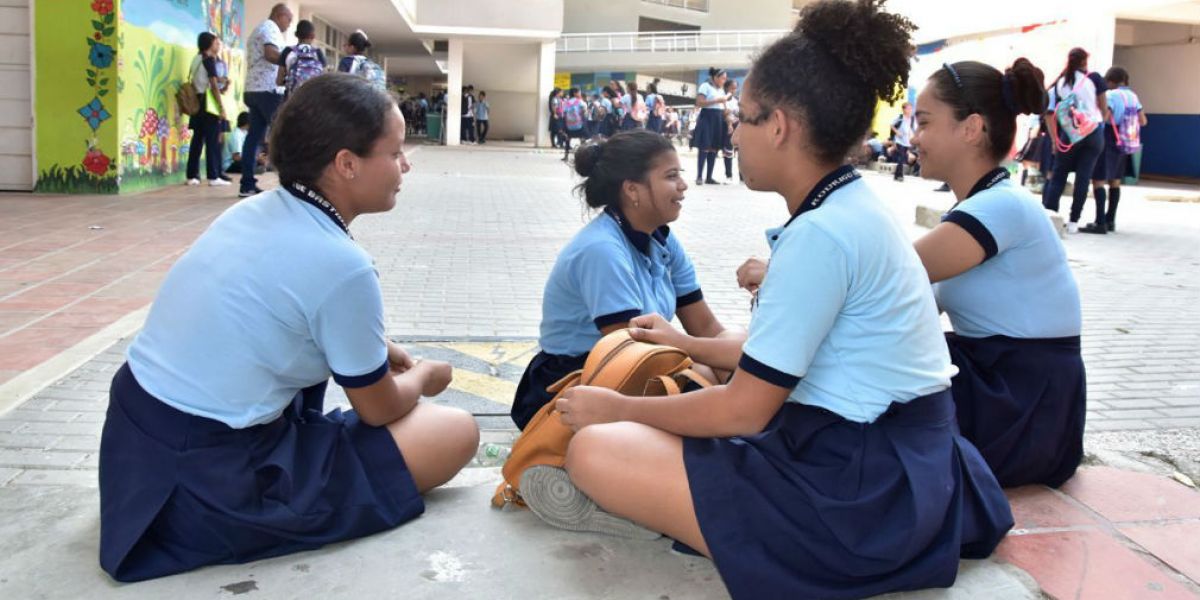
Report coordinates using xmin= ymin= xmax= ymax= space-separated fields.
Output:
xmin=284 ymin=181 xmax=352 ymax=238
xmin=965 ymin=167 xmax=1010 ymax=200
xmin=605 ymin=206 xmax=668 ymax=256
xmin=783 ymin=165 xmax=860 ymax=229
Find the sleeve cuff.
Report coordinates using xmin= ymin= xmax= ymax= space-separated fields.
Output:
xmin=332 ymin=360 xmax=389 ymax=388
xmin=738 ymin=353 xmax=801 ymax=389
xmin=593 ymin=309 xmax=641 ymax=329
xmin=944 ymin=211 xmax=998 ymax=262
xmin=676 ymin=288 xmax=704 ymax=308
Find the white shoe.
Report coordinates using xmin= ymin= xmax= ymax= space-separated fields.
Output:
xmin=1066 ymin=221 xmax=1079 ymax=234
xmin=208 ymin=178 xmax=231 ymax=187
xmin=186 ymin=178 xmax=201 ymax=186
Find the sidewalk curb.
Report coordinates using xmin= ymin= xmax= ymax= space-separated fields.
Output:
xmin=0 ymin=306 xmax=148 ymax=418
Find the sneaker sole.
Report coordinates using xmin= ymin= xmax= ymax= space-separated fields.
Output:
xmin=519 ymin=466 xmax=661 ymax=540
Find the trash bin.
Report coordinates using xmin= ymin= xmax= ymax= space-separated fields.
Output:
xmin=427 ymin=113 xmax=442 ymax=143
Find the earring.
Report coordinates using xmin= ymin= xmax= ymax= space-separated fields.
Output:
xmin=349 ymin=173 xmax=356 ymax=180
xmin=633 ymin=199 xmax=640 ymax=208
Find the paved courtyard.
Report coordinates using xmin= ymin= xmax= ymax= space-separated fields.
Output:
xmin=0 ymin=145 xmax=1198 ymax=598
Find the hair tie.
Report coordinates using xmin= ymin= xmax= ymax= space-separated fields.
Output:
xmin=1000 ymin=74 xmax=1019 ymax=114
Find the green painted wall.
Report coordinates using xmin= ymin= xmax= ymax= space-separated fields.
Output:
xmin=34 ymin=0 xmax=245 ymax=195
xmin=34 ymin=0 xmax=121 ymax=193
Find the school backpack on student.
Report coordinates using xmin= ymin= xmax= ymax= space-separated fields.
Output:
xmin=1108 ymin=89 xmax=1143 ymax=155
xmin=1053 ymin=76 xmax=1099 ymax=153
xmin=286 ymin=44 xmax=324 ymax=94
xmin=491 ymin=329 xmax=712 ymax=508
xmin=350 ymin=56 xmax=387 ymax=92
xmin=564 ymin=99 xmax=585 ymax=131
xmin=631 ymin=94 xmax=649 ymax=123
xmin=652 ymin=94 xmax=666 ymax=118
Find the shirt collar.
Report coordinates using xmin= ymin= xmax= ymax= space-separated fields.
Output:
xmin=782 ymin=164 xmax=860 ymax=229
xmin=605 ymin=206 xmax=668 ymax=256
xmin=965 ymin=167 xmax=1010 ymax=200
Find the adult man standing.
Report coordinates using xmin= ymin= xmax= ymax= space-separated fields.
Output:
xmin=239 ymin=3 xmax=293 ymax=197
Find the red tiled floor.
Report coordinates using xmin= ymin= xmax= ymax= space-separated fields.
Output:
xmin=1061 ymin=466 xmax=1200 ymax=522
xmin=997 ymin=530 xmax=1198 ymax=599
xmin=1120 ymin=521 xmax=1200 ymax=585
xmin=1005 ymin=486 xmax=1101 ymax=531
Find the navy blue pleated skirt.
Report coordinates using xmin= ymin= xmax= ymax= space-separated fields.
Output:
xmin=692 ymin=108 xmax=725 ymax=151
xmin=99 ymin=364 xmax=424 ymax=582
xmin=946 ymin=333 xmax=1086 ymax=488
xmin=683 ymin=389 xmax=1013 ymax=600
xmin=512 ymin=350 xmax=586 ymax=430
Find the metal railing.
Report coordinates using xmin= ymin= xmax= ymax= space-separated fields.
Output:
xmin=556 ymin=29 xmax=788 ymax=53
xmin=641 ymin=0 xmax=709 ymax=12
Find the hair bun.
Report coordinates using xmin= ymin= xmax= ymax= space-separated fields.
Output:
xmin=1005 ymin=58 xmax=1047 ymax=115
xmin=573 ymin=141 xmax=604 ymax=178
xmin=794 ymin=0 xmax=915 ymax=103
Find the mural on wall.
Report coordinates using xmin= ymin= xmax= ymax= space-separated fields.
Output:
xmin=118 ymin=0 xmax=245 ymax=193
xmin=34 ymin=0 xmax=121 ymax=193
xmin=34 ymin=0 xmax=244 ymax=194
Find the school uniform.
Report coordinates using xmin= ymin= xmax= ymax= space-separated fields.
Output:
xmin=692 ymin=81 xmax=725 ymax=151
xmin=99 ymin=186 xmax=424 ymax=582
xmin=937 ymin=169 xmax=1086 ymax=488
xmin=645 ymin=93 xmax=663 ymax=133
xmin=620 ymin=93 xmax=644 ymax=130
xmin=511 ymin=207 xmax=702 ymax=429
xmin=683 ymin=166 xmax=1012 ymax=599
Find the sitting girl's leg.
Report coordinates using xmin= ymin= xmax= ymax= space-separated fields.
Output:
xmin=387 ymin=403 xmax=479 ymax=492
xmin=566 ymin=421 xmax=709 ymax=556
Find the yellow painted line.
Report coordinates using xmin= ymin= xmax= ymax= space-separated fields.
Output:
xmin=447 ymin=368 xmax=517 ymax=406
xmin=434 ymin=341 xmax=538 ymax=367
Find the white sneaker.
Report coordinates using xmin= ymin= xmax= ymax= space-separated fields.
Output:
xmin=186 ymin=178 xmax=201 ymax=186
xmin=1066 ymin=221 xmax=1079 ymax=234
xmin=208 ymin=178 xmax=231 ymax=187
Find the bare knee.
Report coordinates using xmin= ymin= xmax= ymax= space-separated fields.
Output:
xmin=441 ymin=406 xmax=480 ymax=467
xmin=565 ymin=423 xmax=623 ymax=490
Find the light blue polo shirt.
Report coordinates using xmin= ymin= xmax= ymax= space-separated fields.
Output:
xmin=739 ymin=168 xmax=956 ymax=423
xmin=698 ymin=81 xmax=724 ymax=110
xmin=936 ymin=176 xmax=1082 ymax=339
xmin=127 ymin=188 xmax=389 ymax=428
xmin=539 ymin=208 xmax=702 ymax=357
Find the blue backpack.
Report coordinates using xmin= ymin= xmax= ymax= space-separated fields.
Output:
xmin=1052 ymin=76 xmax=1099 ymax=153
xmin=351 ymin=56 xmax=387 ymax=92
xmin=286 ymin=44 xmax=324 ymax=94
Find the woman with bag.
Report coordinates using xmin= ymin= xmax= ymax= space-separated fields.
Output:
xmin=99 ymin=74 xmax=479 ymax=582
xmin=1040 ymin=47 xmax=1107 ymax=233
xmin=525 ymin=2 xmax=1013 ymax=598
xmin=511 ymin=129 xmax=733 ymax=431
xmin=185 ymin=32 xmax=229 ymax=187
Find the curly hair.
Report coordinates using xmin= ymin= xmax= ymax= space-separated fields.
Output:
xmin=747 ymin=0 xmax=915 ymax=164
xmin=928 ymin=59 xmax=1047 ymax=162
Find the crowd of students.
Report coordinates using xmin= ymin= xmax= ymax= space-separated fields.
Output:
xmin=102 ymin=0 xmax=1146 ymax=597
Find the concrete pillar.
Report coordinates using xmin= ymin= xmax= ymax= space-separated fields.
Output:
xmin=446 ymin=38 xmax=464 ymax=146
xmin=535 ymin=40 xmax=556 ymax=148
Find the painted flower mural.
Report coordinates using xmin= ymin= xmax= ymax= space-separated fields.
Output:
xmin=88 ymin=41 xmax=115 ymax=68
xmin=35 ymin=0 xmax=246 ymax=194
xmin=77 ymin=98 xmax=111 ymax=131
xmin=82 ymin=149 xmax=112 ymax=175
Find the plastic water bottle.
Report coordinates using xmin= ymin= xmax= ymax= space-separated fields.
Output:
xmin=475 ymin=442 xmax=510 ymax=467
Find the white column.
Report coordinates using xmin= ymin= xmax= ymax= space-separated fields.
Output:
xmin=535 ymin=40 xmax=556 ymax=148
xmin=446 ymin=38 xmax=464 ymax=146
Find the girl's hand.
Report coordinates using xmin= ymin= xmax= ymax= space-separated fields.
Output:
xmin=556 ymin=386 xmax=627 ymax=431
xmin=628 ymin=313 xmax=689 ymax=349
xmin=736 ymin=257 xmax=767 ymax=293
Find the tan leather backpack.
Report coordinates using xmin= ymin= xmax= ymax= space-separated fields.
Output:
xmin=491 ymin=329 xmax=711 ymax=508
